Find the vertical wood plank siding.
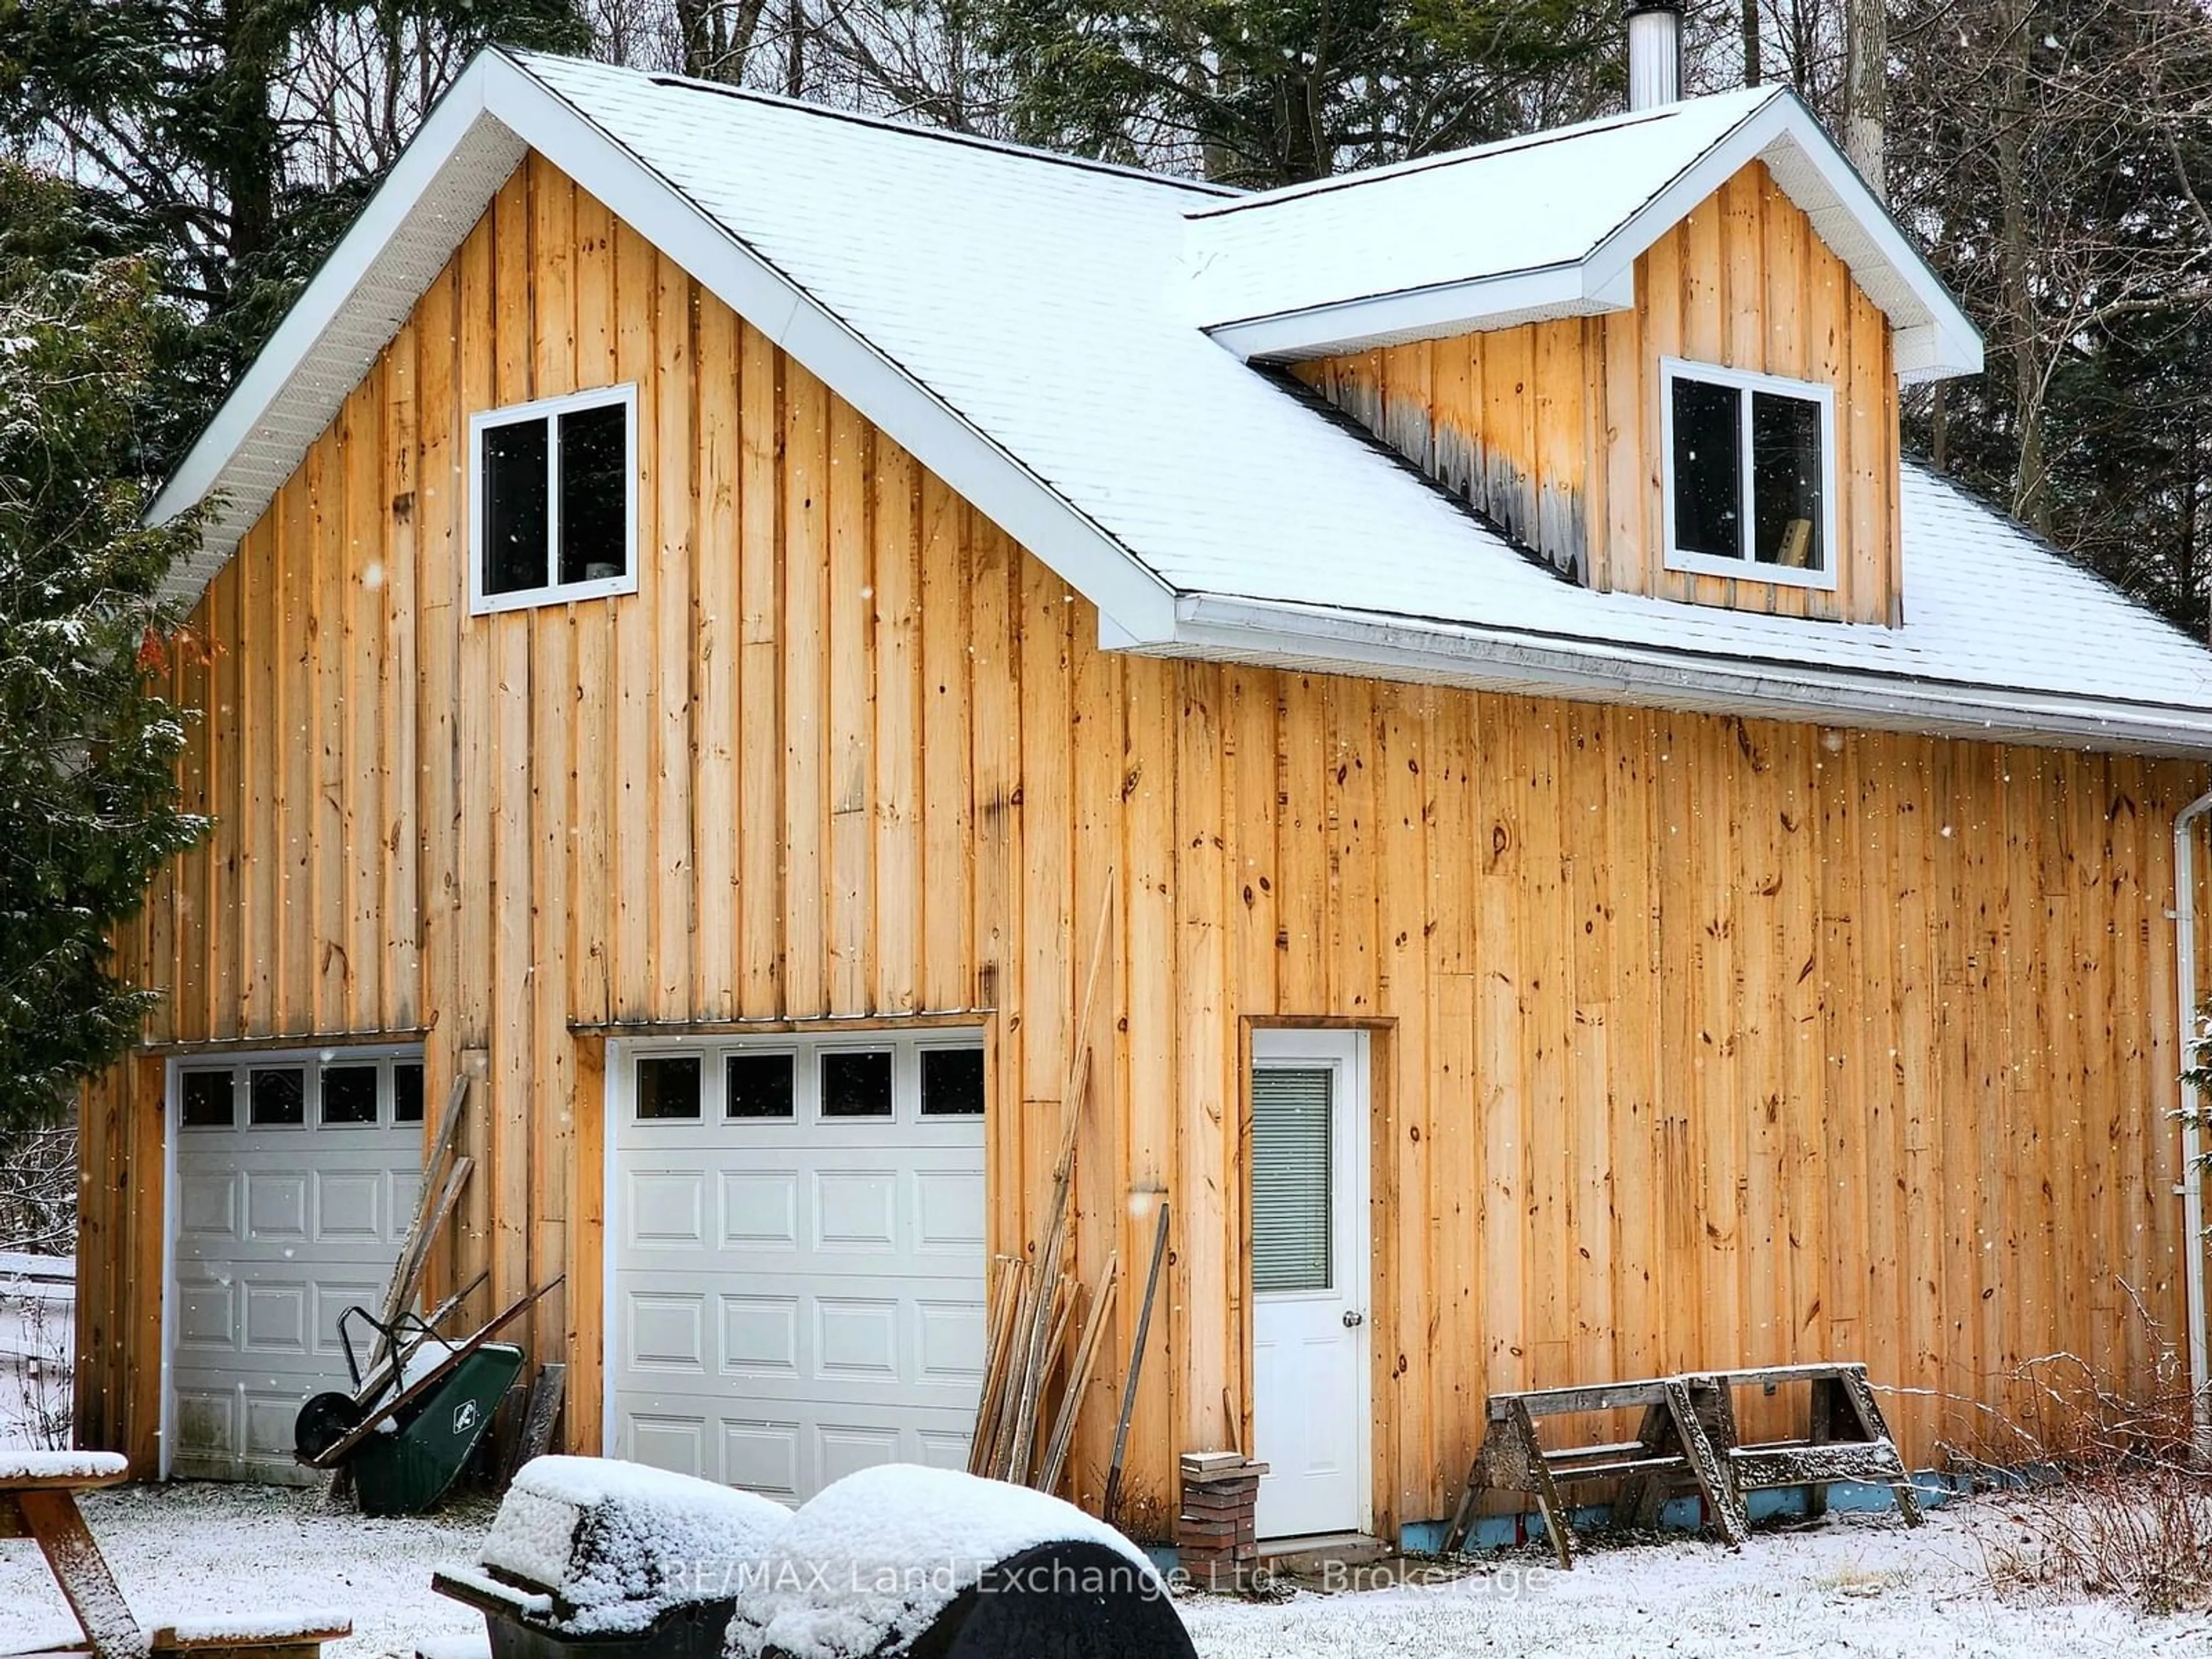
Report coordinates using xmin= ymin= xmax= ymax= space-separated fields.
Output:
xmin=1292 ymin=161 xmax=1899 ymax=625
xmin=83 ymin=154 xmax=2204 ymax=1537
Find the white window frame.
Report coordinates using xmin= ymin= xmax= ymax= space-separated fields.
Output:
xmin=468 ymin=382 xmax=639 ymax=616
xmin=1659 ymin=357 xmax=1839 ymax=593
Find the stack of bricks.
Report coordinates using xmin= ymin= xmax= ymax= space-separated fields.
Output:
xmin=1176 ymin=1451 xmax=1267 ymax=1589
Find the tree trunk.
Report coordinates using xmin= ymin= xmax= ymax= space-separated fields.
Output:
xmin=1742 ymin=0 xmax=1761 ymax=88
xmin=728 ymin=0 xmax=770 ymax=81
xmin=678 ymin=0 xmax=711 ymax=77
xmin=1843 ymin=0 xmax=1885 ymax=198
xmin=215 ymin=0 xmax=282 ymax=292
xmin=785 ymin=0 xmax=806 ymax=97
xmin=2188 ymin=424 xmax=2209 ymax=645
xmin=1274 ymin=71 xmax=1328 ymax=184
xmin=1995 ymin=1 xmax=2048 ymax=531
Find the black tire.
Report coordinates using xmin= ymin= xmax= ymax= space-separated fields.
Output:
xmin=295 ymin=1390 xmax=369 ymax=1461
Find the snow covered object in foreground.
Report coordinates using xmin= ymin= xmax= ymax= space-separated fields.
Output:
xmin=724 ymin=1463 xmax=1193 ymax=1659
xmin=0 ymin=1448 xmax=128 ymax=1482
xmin=436 ymin=1455 xmax=791 ymax=1659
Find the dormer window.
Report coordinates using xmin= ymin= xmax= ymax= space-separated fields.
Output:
xmin=469 ymin=384 xmax=637 ymax=615
xmin=1661 ymin=359 xmax=1836 ymax=592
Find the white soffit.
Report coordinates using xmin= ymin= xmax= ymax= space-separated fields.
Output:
xmin=150 ymin=90 xmax=525 ymax=605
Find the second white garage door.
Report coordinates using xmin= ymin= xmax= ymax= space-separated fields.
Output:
xmin=610 ymin=1031 xmax=988 ymax=1504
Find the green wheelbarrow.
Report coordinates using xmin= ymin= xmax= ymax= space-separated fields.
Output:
xmin=293 ymin=1278 xmax=561 ymax=1516
xmin=350 ymin=1336 xmax=525 ymax=1515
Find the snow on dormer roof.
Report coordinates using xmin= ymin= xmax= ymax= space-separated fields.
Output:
xmin=1183 ymin=86 xmax=1983 ymax=381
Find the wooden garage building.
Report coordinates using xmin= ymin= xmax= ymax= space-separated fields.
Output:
xmin=75 ymin=48 xmax=2212 ymax=1547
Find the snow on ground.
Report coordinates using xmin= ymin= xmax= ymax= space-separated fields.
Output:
xmin=0 ymin=1483 xmax=493 ymax=1659
xmin=2 ymin=1481 xmax=2210 ymax=1658
xmin=0 ymin=1252 xmax=73 ymax=1447
xmin=1183 ymin=1510 xmax=2212 ymax=1657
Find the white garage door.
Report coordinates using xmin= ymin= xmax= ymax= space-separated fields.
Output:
xmin=168 ymin=1049 xmax=424 ymax=1483
xmin=612 ymin=1032 xmax=988 ymax=1505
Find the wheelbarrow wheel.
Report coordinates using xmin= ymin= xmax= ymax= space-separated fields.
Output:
xmin=296 ymin=1391 xmax=369 ymax=1461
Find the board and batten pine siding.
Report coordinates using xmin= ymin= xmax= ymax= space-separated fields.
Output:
xmin=1293 ymin=160 xmax=1899 ymax=626
xmin=84 ymin=150 xmax=2206 ymax=1539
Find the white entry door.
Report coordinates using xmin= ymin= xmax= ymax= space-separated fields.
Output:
xmin=1250 ymin=1029 xmax=1370 ymax=1540
xmin=609 ymin=1032 xmax=988 ymax=1505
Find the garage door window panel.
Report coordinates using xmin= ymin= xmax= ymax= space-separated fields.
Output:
xmin=820 ymin=1050 xmax=893 ymax=1119
xmin=319 ymin=1064 xmax=380 ymax=1127
xmin=249 ymin=1067 xmax=306 ymax=1128
xmin=919 ymin=1048 xmax=986 ymax=1118
xmin=728 ymin=1053 xmax=796 ymax=1119
xmin=180 ymin=1070 xmax=236 ymax=1129
xmin=636 ymin=1055 xmax=703 ymax=1121
xmin=393 ymin=1062 xmax=425 ymax=1124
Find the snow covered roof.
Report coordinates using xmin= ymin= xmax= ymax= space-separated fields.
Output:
xmin=1184 ymin=86 xmax=1984 ymax=380
xmin=149 ymin=49 xmax=2212 ymax=758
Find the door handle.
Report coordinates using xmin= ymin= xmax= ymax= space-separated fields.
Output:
xmin=1342 ymin=1310 xmax=1365 ymax=1328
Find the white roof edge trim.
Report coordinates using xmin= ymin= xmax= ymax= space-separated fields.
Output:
xmin=1581 ymin=93 xmax=1983 ymax=381
xmin=1205 ymin=263 xmax=1620 ymax=363
xmin=149 ymin=48 xmax=1181 ymax=644
xmin=1180 ymin=92 xmax=1763 ymax=221
xmin=1199 ymin=91 xmax=1983 ymax=380
xmin=147 ymin=62 xmax=505 ymax=529
xmin=481 ymin=58 xmax=1180 ymax=642
xmin=1165 ymin=594 xmax=2212 ymax=759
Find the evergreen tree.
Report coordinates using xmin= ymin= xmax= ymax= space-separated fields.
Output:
xmin=978 ymin=0 xmax=1615 ymax=185
xmin=0 ymin=165 xmax=207 ymax=1136
xmin=0 ymin=0 xmax=591 ymax=461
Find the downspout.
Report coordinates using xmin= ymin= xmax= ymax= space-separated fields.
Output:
xmin=2176 ymin=785 xmax=2212 ymax=1455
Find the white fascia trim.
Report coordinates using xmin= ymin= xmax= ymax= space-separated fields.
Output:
xmin=1583 ymin=94 xmax=1984 ymax=382
xmin=1204 ymin=262 xmax=1626 ymax=363
xmin=1164 ymin=593 xmax=2212 ymax=758
xmin=148 ymin=63 xmax=512 ymax=527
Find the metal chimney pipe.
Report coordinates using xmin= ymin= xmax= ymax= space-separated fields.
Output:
xmin=1626 ymin=0 xmax=1684 ymax=111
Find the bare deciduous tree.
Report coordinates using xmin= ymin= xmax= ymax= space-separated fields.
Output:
xmin=0 ymin=1123 xmax=77 ymax=1257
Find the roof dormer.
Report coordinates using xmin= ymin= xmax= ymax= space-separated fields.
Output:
xmin=1185 ymin=88 xmax=1981 ymax=628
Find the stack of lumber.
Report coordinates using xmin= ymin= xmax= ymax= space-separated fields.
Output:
xmin=968 ymin=1244 xmax=1118 ymax=1493
xmin=966 ymin=878 xmax=1121 ymax=1495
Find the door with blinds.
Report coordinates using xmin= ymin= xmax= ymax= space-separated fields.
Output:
xmin=1249 ymin=1029 xmax=1370 ymax=1539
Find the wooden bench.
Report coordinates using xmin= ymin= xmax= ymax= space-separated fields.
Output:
xmin=1441 ymin=1362 xmax=1922 ymax=1567
xmin=1 ymin=1453 xmax=145 ymax=1659
xmin=7 ymin=1622 xmax=350 ymax=1659
xmin=145 ymin=1619 xmax=353 ymax=1659
xmin=1 ymin=1450 xmax=349 ymax=1659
